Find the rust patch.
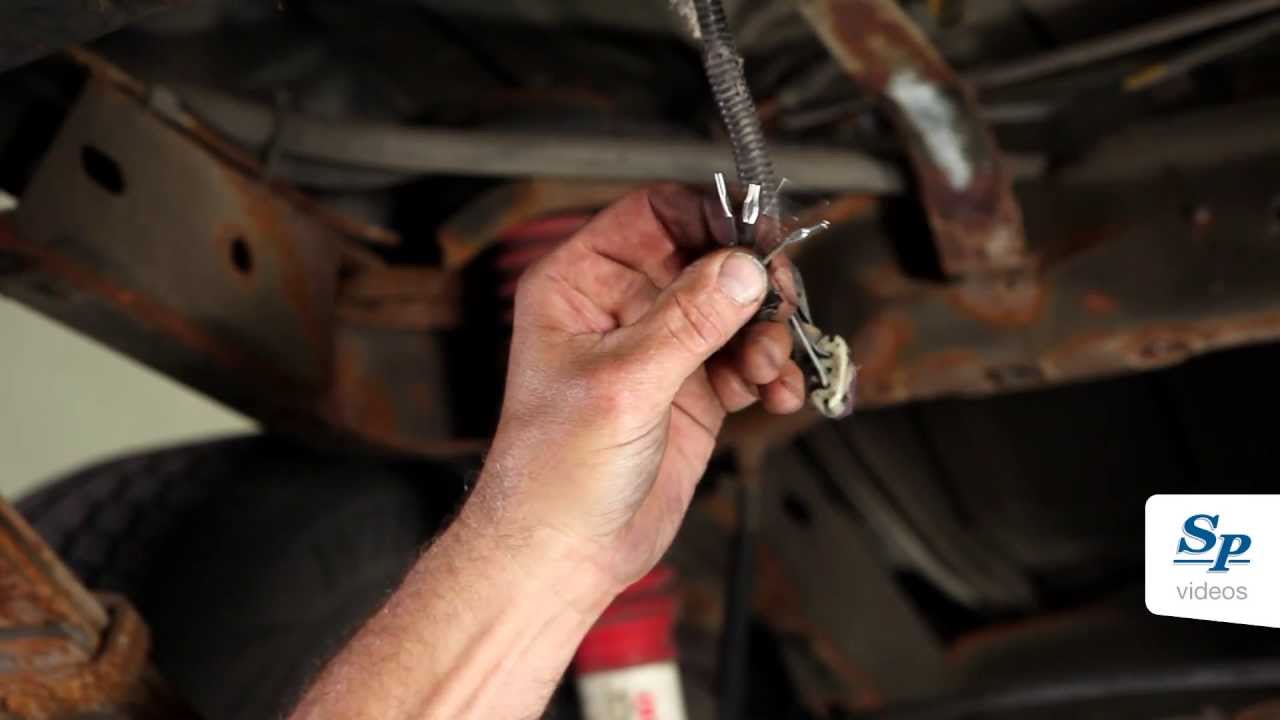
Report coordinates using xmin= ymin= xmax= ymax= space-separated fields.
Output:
xmin=327 ymin=332 xmax=399 ymax=446
xmin=910 ymin=348 xmax=983 ymax=375
xmin=677 ymin=577 xmax=724 ymax=635
xmin=319 ymin=331 xmax=485 ymax=457
xmin=1045 ymin=311 xmax=1280 ymax=377
xmin=946 ymin=604 xmax=1125 ymax=667
xmin=405 ymin=381 xmax=438 ymax=417
xmin=858 ymin=261 xmax=926 ymax=301
xmin=851 ymin=312 xmax=913 ymax=380
xmin=753 ymin=542 xmax=884 ymax=712
xmin=1132 ymin=334 xmax=1195 ymax=366
xmin=340 ymin=266 xmax=460 ymax=300
xmin=1 ymin=598 xmax=150 ymax=719
xmin=1081 ymin=290 xmax=1118 ymax=316
xmin=337 ymin=297 xmax=460 ymax=331
xmin=806 ymin=636 xmax=885 ymax=712
xmin=0 ymin=217 xmax=264 ymax=375
xmin=945 ymin=272 xmax=1046 ymax=328
xmin=1237 ymin=699 xmax=1280 ymax=720
xmin=218 ymin=164 xmax=334 ymax=360
xmin=67 ymin=48 xmax=400 ymax=248
xmin=1040 ymin=224 xmax=1121 ymax=270
xmin=791 ymin=194 xmax=878 ymax=237
xmin=849 ymin=313 xmax=914 ymax=406
xmin=338 ymin=266 xmax=462 ymax=331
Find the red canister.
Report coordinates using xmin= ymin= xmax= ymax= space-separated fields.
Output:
xmin=575 ymin=565 xmax=687 ymax=720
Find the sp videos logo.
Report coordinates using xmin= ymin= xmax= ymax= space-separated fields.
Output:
xmin=1173 ymin=513 xmax=1252 ymax=573
xmin=1147 ymin=495 xmax=1276 ymax=629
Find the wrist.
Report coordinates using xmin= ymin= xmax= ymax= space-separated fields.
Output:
xmin=455 ymin=470 xmax=621 ymax=620
xmin=298 ymin=470 xmax=622 ymax=720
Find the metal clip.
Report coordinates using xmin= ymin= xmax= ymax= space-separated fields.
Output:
xmin=705 ymin=172 xmax=854 ymax=419
xmin=789 ymin=314 xmax=830 ymax=389
xmin=714 ymin=172 xmax=739 ymax=246
xmin=740 ymin=183 xmax=762 ymax=248
xmin=762 ymin=220 xmax=831 ymax=265
xmin=741 ymin=184 xmax=762 ymax=226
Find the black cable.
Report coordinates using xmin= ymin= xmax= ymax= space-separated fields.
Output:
xmin=1011 ymin=0 xmax=1061 ymax=52
xmin=845 ymin=659 xmax=1280 ymax=720
xmin=692 ymin=0 xmax=779 ymax=218
xmin=177 ymin=84 xmax=910 ymax=192
xmin=970 ymin=0 xmax=1280 ymax=89
xmin=717 ymin=475 xmax=756 ymax=720
xmin=415 ymin=4 xmax=523 ymax=89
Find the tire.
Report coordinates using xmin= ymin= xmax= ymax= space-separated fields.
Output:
xmin=19 ymin=435 xmax=467 ymax=720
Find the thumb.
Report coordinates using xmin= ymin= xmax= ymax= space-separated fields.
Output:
xmin=614 ymin=249 xmax=768 ymax=392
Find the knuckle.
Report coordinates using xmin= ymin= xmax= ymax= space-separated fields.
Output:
xmin=662 ymin=290 xmax=727 ymax=357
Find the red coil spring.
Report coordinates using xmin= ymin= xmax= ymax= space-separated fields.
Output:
xmin=494 ymin=213 xmax=595 ymax=320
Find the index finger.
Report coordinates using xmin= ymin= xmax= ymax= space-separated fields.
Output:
xmin=556 ymin=185 xmax=721 ymax=291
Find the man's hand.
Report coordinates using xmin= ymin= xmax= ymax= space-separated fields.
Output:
xmin=291 ymin=186 xmax=805 ymax=720
xmin=474 ymin=185 xmax=805 ymax=592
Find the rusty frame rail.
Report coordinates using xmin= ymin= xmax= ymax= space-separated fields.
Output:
xmin=2 ymin=48 xmax=1278 ymax=466
xmin=793 ymin=109 xmax=1280 ymax=409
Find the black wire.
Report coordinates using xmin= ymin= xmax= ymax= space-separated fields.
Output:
xmin=415 ymin=4 xmax=523 ymax=89
xmin=841 ymin=659 xmax=1280 ymax=720
xmin=1012 ymin=0 xmax=1061 ymax=51
xmin=717 ymin=474 xmax=755 ymax=720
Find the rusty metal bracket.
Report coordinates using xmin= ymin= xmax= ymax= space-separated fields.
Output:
xmin=0 ymin=503 xmax=107 ymax=675
xmin=16 ymin=78 xmax=340 ymax=387
xmin=794 ymin=0 xmax=1026 ymax=277
xmin=0 ymin=70 xmax=476 ymax=458
xmin=0 ymin=502 xmax=196 ymax=719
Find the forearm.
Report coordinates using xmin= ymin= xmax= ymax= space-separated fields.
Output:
xmin=291 ymin=189 xmax=785 ymax=718
xmin=290 ymin=479 xmax=617 ymax=720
